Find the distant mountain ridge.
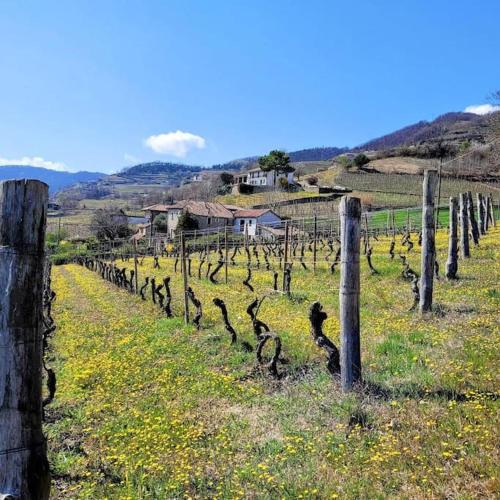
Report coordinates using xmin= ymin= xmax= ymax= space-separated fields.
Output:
xmin=0 ymin=165 xmax=105 ymax=194
xmin=352 ymin=112 xmax=491 ymax=152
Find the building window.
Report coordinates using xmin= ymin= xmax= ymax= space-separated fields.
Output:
xmin=248 ymin=219 xmax=253 ymax=226
xmin=207 ymin=217 xmax=211 ymax=226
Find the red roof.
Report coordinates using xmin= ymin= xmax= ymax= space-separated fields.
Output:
xmin=234 ymin=209 xmax=277 ymax=218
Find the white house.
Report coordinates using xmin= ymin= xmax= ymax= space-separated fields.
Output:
xmin=245 ymin=167 xmax=294 ymax=187
xmin=233 ymin=209 xmax=282 ymax=236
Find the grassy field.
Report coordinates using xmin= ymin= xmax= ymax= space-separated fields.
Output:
xmin=46 ymin=226 xmax=499 ymax=498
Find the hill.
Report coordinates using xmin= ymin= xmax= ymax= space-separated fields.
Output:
xmin=0 ymin=165 xmax=104 ymax=194
xmin=352 ymin=112 xmax=491 ymax=152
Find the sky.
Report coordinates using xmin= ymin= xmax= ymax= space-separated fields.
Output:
xmin=0 ymin=0 xmax=499 ymax=173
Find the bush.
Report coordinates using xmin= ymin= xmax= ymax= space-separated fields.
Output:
xmin=306 ymin=175 xmax=318 ymax=186
xmin=176 ymin=211 xmax=199 ymax=234
xmin=279 ymin=178 xmax=292 ymax=191
xmin=238 ymin=183 xmax=254 ymax=194
xmin=153 ymin=214 xmax=169 ymax=233
xmin=353 ymin=153 xmax=370 ymax=168
xmin=220 ymin=172 xmax=234 ymax=185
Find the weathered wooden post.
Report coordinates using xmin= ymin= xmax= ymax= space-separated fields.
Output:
xmin=483 ymin=195 xmax=490 ymax=232
xmin=467 ymin=191 xmax=480 ymax=245
xmin=282 ymin=221 xmax=289 ymax=290
xmin=445 ymin=197 xmax=458 ymax=279
xmin=489 ymin=194 xmax=496 ymax=228
xmin=477 ymin=193 xmax=486 ymax=235
xmin=312 ymin=215 xmax=317 ymax=274
xmin=224 ymin=225 xmax=228 ymax=284
xmin=459 ymin=192 xmax=470 ymax=258
xmin=419 ymin=170 xmax=439 ymax=313
xmin=180 ymin=232 xmax=189 ymax=324
xmin=339 ymin=196 xmax=361 ymax=392
xmin=0 ymin=180 xmax=50 ymax=499
xmin=133 ymin=239 xmax=139 ymax=294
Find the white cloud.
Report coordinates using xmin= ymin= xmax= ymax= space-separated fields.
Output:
xmin=0 ymin=155 xmax=70 ymax=171
xmin=464 ymin=104 xmax=500 ymax=115
xmin=144 ymin=130 xmax=206 ymax=157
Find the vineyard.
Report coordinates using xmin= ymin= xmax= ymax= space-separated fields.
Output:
xmin=43 ymin=197 xmax=499 ymax=498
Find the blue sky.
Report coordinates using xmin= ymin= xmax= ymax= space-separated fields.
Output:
xmin=0 ymin=0 xmax=499 ymax=173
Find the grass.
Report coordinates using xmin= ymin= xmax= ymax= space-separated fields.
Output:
xmin=46 ymin=227 xmax=500 ymax=498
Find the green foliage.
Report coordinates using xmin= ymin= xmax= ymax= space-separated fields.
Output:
xmin=220 ymin=172 xmax=234 ymax=185
xmin=337 ymin=155 xmax=352 ymax=170
xmin=176 ymin=210 xmax=199 ymax=233
xmin=258 ymin=150 xmax=294 ymax=179
xmin=459 ymin=140 xmax=471 ymax=154
xmin=353 ymin=153 xmax=370 ymax=168
xmin=153 ymin=214 xmax=169 ymax=232
xmin=278 ymin=177 xmax=291 ymax=191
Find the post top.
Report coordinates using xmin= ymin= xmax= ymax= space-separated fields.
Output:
xmin=339 ymin=195 xmax=361 ymax=218
xmin=0 ymin=179 xmax=48 ymax=253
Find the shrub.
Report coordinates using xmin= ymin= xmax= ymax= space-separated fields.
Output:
xmin=306 ymin=175 xmax=318 ymax=186
xmin=153 ymin=214 xmax=169 ymax=233
xmin=353 ymin=153 xmax=370 ymax=168
xmin=176 ymin=211 xmax=199 ymax=234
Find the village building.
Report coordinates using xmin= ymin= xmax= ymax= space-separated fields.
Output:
xmin=232 ymin=209 xmax=281 ymax=236
xmin=139 ymin=201 xmax=283 ymax=240
xmin=232 ymin=166 xmax=294 ymax=188
xmin=143 ymin=201 xmax=235 ymax=238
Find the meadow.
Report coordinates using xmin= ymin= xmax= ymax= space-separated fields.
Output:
xmin=45 ymin=224 xmax=499 ymax=498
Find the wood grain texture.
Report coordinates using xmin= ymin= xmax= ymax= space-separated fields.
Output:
xmin=339 ymin=196 xmax=361 ymax=392
xmin=0 ymin=180 xmax=50 ymax=499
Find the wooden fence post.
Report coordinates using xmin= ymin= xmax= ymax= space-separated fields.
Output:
xmin=0 ymin=180 xmax=51 ymax=499
xmin=459 ymin=192 xmax=470 ymax=258
xmin=312 ymin=215 xmax=317 ymax=274
xmin=419 ymin=170 xmax=439 ymax=313
xmin=467 ymin=191 xmax=480 ymax=245
xmin=282 ymin=221 xmax=289 ymax=290
xmin=224 ymin=226 xmax=228 ymax=284
xmin=180 ymin=232 xmax=189 ymax=324
xmin=339 ymin=196 xmax=361 ymax=392
xmin=489 ymin=194 xmax=496 ymax=228
xmin=133 ymin=239 xmax=139 ymax=294
xmin=477 ymin=193 xmax=486 ymax=235
xmin=483 ymin=195 xmax=489 ymax=232
xmin=445 ymin=197 xmax=458 ymax=279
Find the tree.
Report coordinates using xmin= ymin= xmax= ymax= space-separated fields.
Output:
xmin=353 ymin=153 xmax=370 ymax=168
xmin=153 ymin=214 xmax=169 ymax=233
xmin=258 ymin=150 xmax=294 ymax=187
xmin=336 ymin=155 xmax=352 ymax=171
xmin=176 ymin=210 xmax=199 ymax=234
xmin=90 ymin=208 xmax=131 ymax=241
xmin=220 ymin=172 xmax=234 ymax=185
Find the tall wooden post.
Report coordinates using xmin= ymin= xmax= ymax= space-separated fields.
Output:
xmin=445 ymin=197 xmax=458 ymax=280
xmin=483 ymin=195 xmax=490 ymax=232
xmin=224 ymin=226 xmax=228 ymax=284
xmin=477 ymin=193 xmax=486 ymax=235
xmin=133 ymin=239 xmax=139 ymax=293
xmin=489 ymin=194 xmax=496 ymax=228
xmin=0 ymin=180 xmax=50 ymax=499
xmin=339 ymin=196 xmax=361 ymax=392
xmin=459 ymin=192 xmax=470 ymax=258
xmin=312 ymin=215 xmax=317 ymax=274
xmin=282 ymin=221 xmax=289 ymax=290
xmin=180 ymin=232 xmax=189 ymax=325
xmin=467 ymin=191 xmax=480 ymax=245
xmin=419 ymin=170 xmax=439 ymax=313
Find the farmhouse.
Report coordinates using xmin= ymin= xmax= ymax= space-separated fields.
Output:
xmin=233 ymin=166 xmax=294 ymax=188
xmin=140 ymin=201 xmax=283 ymax=239
xmin=143 ymin=201 xmax=235 ymax=238
xmin=233 ymin=209 xmax=281 ymax=236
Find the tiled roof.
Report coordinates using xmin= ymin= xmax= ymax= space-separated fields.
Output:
xmin=234 ymin=209 xmax=275 ymax=218
xmin=183 ymin=201 xmax=234 ymax=218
